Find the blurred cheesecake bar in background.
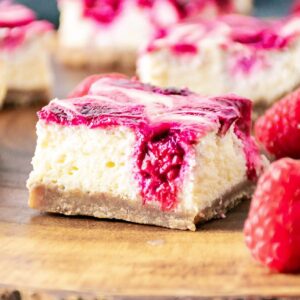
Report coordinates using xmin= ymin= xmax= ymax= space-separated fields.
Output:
xmin=57 ymin=0 xmax=253 ymax=71
xmin=27 ymin=74 xmax=266 ymax=230
xmin=138 ymin=14 xmax=300 ymax=110
xmin=0 ymin=1 xmax=54 ymax=106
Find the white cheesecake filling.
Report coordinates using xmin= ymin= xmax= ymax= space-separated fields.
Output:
xmin=28 ymin=123 xmax=140 ymax=201
xmin=0 ymin=36 xmax=53 ymax=91
xmin=138 ymin=45 xmax=228 ymax=99
xmin=138 ymin=39 xmax=300 ymax=105
xmin=181 ymin=128 xmax=247 ymax=213
xmin=28 ymin=122 xmax=247 ymax=214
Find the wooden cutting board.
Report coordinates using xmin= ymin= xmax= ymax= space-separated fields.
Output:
xmin=0 ymin=69 xmax=299 ymax=299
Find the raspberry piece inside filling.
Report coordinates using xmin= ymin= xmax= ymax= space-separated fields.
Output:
xmin=135 ymin=127 xmax=196 ymax=211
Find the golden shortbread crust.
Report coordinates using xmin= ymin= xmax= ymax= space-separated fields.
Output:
xmin=28 ymin=181 xmax=253 ymax=231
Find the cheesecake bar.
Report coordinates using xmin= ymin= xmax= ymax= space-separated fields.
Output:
xmin=57 ymin=0 xmax=252 ymax=71
xmin=27 ymin=74 xmax=266 ymax=230
xmin=138 ymin=14 xmax=300 ymax=109
xmin=0 ymin=2 xmax=54 ymax=106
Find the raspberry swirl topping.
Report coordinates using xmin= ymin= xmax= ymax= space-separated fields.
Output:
xmin=82 ymin=0 xmax=236 ymax=25
xmin=0 ymin=1 xmax=53 ymax=50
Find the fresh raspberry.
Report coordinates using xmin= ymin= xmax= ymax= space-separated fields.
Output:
xmin=68 ymin=73 xmax=126 ymax=98
xmin=255 ymin=88 xmax=300 ymax=159
xmin=244 ymin=158 xmax=300 ymax=273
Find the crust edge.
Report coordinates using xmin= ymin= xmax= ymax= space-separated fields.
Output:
xmin=4 ymin=88 xmax=51 ymax=106
xmin=28 ymin=181 xmax=253 ymax=231
xmin=57 ymin=46 xmax=136 ymax=74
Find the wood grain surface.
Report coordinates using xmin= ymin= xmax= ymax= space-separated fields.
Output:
xmin=0 ymin=68 xmax=299 ymax=300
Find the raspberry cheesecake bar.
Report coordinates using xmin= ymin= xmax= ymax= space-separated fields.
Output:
xmin=57 ymin=0 xmax=252 ymax=70
xmin=27 ymin=74 xmax=265 ymax=230
xmin=0 ymin=2 xmax=54 ymax=106
xmin=138 ymin=14 xmax=300 ymax=109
